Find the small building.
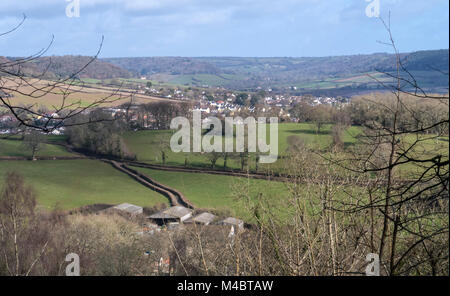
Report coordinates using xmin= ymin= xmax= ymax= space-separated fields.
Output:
xmin=148 ymin=206 xmax=193 ymax=226
xmin=219 ymin=217 xmax=244 ymax=231
xmin=185 ymin=212 xmax=216 ymax=226
xmin=113 ymin=203 xmax=143 ymax=215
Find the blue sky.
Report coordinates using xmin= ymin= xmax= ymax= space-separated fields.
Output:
xmin=0 ymin=0 xmax=448 ymax=57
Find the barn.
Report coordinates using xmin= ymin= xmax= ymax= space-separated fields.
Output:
xmin=148 ymin=206 xmax=193 ymax=226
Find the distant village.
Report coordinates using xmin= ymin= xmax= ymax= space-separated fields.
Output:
xmin=0 ymin=85 xmax=350 ymax=135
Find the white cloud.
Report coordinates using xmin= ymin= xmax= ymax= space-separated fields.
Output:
xmin=0 ymin=0 xmax=447 ymax=57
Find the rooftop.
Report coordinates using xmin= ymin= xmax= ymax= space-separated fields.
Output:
xmin=220 ymin=217 xmax=244 ymax=227
xmin=163 ymin=206 xmax=193 ymax=218
xmin=148 ymin=206 xmax=193 ymax=220
xmin=113 ymin=203 xmax=143 ymax=215
xmin=186 ymin=212 xmax=216 ymax=224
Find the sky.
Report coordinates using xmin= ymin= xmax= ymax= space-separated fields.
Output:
xmin=0 ymin=0 xmax=448 ymax=58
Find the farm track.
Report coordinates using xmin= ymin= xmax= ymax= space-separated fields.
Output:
xmin=1 ymin=139 xmax=418 ymax=193
xmin=126 ymin=161 xmax=286 ymax=181
xmin=104 ymin=160 xmax=195 ymax=209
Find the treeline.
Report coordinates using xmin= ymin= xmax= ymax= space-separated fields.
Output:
xmin=103 ymin=57 xmax=221 ymax=76
xmin=65 ymin=101 xmax=193 ymax=160
xmin=4 ymin=55 xmax=132 ymax=80
xmin=290 ymin=92 xmax=449 ymax=136
xmin=103 ymin=50 xmax=449 ymax=89
xmin=65 ymin=110 xmax=135 ymax=160
xmin=130 ymin=101 xmax=193 ymax=130
xmin=347 ymin=93 xmax=449 ymax=134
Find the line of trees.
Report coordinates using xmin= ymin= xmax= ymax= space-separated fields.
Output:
xmin=65 ymin=110 xmax=135 ymax=160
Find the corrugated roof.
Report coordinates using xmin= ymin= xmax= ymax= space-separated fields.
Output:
xmin=162 ymin=206 xmax=192 ymax=218
xmin=186 ymin=212 xmax=216 ymax=224
xmin=148 ymin=212 xmax=176 ymax=219
xmin=148 ymin=206 xmax=192 ymax=220
xmin=113 ymin=203 xmax=143 ymax=214
xmin=220 ymin=217 xmax=244 ymax=226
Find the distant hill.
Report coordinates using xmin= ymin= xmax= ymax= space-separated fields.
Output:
xmin=401 ymin=49 xmax=449 ymax=71
xmin=103 ymin=50 xmax=449 ymax=92
xmin=103 ymin=57 xmax=221 ymax=76
xmin=4 ymin=55 xmax=132 ymax=80
xmin=3 ymin=50 xmax=448 ymax=94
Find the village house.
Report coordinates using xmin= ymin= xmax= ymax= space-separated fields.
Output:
xmin=0 ymin=114 xmax=16 ymax=123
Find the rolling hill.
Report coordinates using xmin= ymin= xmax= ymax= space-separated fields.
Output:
xmin=3 ymin=49 xmax=448 ymax=93
xmin=103 ymin=49 xmax=449 ymax=92
xmin=3 ymin=55 xmax=133 ymax=80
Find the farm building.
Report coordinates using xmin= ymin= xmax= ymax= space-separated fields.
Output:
xmin=219 ymin=217 xmax=244 ymax=231
xmin=185 ymin=212 xmax=217 ymax=225
xmin=112 ymin=203 xmax=143 ymax=215
xmin=148 ymin=206 xmax=193 ymax=226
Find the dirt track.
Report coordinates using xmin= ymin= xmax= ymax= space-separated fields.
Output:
xmin=126 ymin=161 xmax=285 ymax=181
xmin=105 ymin=160 xmax=195 ymax=209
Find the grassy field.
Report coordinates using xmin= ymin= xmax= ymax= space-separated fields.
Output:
xmin=123 ymin=123 xmax=360 ymax=170
xmin=132 ymin=166 xmax=289 ymax=220
xmin=0 ymin=160 xmax=169 ymax=210
xmin=0 ymin=124 xmax=444 ymax=217
xmin=168 ymin=73 xmax=246 ymax=87
xmin=0 ymin=139 xmax=74 ymax=158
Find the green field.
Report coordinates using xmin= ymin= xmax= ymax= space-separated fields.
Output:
xmin=0 ymin=139 xmax=74 ymax=158
xmin=0 ymin=160 xmax=169 ymax=210
xmin=0 ymin=123 xmax=445 ymax=217
xmin=168 ymin=73 xmax=246 ymax=87
xmin=132 ymin=166 xmax=289 ymax=220
xmin=123 ymin=123 xmax=360 ymax=170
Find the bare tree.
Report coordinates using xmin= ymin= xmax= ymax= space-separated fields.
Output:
xmin=22 ymin=129 xmax=44 ymax=160
xmin=156 ymin=136 xmax=170 ymax=165
xmin=207 ymin=151 xmax=221 ymax=169
xmin=0 ymin=15 xmax=133 ymax=134
xmin=329 ymin=16 xmax=449 ymax=275
xmin=0 ymin=171 xmax=49 ymax=276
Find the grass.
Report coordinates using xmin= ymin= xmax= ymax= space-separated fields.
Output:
xmin=0 ymin=124 xmax=444 ymax=218
xmin=0 ymin=160 xmax=169 ymax=210
xmin=123 ymin=123 xmax=360 ymax=171
xmin=168 ymin=74 xmax=245 ymax=87
xmin=0 ymin=139 xmax=74 ymax=158
xmin=395 ymin=134 xmax=449 ymax=177
xmin=132 ymin=166 xmax=289 ymax=220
